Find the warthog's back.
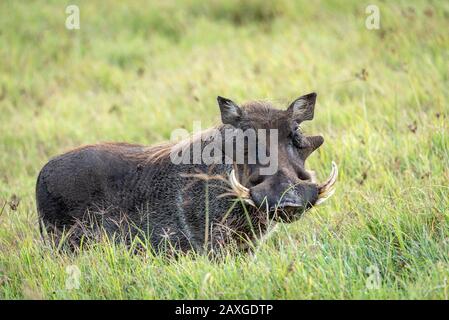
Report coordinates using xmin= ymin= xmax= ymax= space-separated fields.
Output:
xmin=36 ymin=143 xmax=241 ymax=251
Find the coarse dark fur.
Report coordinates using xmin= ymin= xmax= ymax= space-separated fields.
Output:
xmin=36 ymin=93 xmax=324 ymax=253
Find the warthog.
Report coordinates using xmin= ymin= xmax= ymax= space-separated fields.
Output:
xmin=36 ymin=92 xmax=337 ymax=252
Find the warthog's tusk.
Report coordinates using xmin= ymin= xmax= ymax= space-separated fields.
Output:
xmin=229 ymin=169 xmax=255 ymax=207
xmin=306 ymin=170 xmax=318 ymax=184
xmin=316 ymin=161 xmax=338 ymax=205
xmin=229 ymin=169 xmax=249 ymax=195
xmin=315 ymin=187 xmax=336 ymax=205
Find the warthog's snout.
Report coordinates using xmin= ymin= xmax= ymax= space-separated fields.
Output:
xmin=230 ymin=161 xmax=338 ymax=222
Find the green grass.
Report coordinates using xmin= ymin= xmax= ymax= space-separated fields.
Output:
xmin=0 ymin=0 xmax=448 ymax=299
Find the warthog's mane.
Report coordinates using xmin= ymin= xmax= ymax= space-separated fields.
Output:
xmin=141 ymin=100 xmax=282 ymax=163
xmin=61 ymin=100 xmax=280 ymax=166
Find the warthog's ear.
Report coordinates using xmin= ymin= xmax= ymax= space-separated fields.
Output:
xmin=217 ymin=96 xmax=242 ymax=126
xmin=287 ymin=92 xmax=317 ymax=123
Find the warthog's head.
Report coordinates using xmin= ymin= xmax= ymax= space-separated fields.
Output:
xmin=217 ymin=92 xmax=337 ymax=222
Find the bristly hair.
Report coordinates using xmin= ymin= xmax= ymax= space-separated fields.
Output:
xmin=143 ymin=125 xmax=224 ymax=164
xmin=62 ymin=100 xmax=283 ymax=165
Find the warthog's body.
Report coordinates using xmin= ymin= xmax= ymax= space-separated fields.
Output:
xmin=36 ymin=94 xmax=337 ymax=252
xmin=36 ymin=141 xmax=255 ymax=251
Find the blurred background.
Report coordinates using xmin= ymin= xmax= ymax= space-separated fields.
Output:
xmin=1 ymin=1 xmax=447 ymax=190
xmin=0 ymin=1 xmax=448 ymax=299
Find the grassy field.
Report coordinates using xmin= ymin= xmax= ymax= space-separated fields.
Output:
xmin=0 ymin=0 xmax=448 ymax=299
